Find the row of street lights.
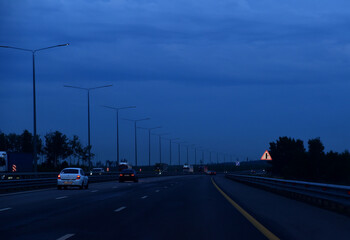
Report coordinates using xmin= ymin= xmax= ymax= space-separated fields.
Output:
xmin=1 ymin=43 xmax=235 ymax=171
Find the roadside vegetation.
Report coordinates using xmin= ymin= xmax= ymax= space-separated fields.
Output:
xmin=269 ymin=136 xmax=350 ymax=185
xmin=0 ymin=129 xmax=93 ymax=171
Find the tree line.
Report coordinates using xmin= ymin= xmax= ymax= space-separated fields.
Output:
xmin=0 ymin=130 xmax=92 ymax=168
xmin=269 ymin=136 xmax=350 ymax=185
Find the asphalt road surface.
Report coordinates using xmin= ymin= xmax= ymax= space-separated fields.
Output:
xmin=0 ymin=175 xmax=349 ymax=240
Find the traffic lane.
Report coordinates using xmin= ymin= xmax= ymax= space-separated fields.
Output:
xmin=0 ymin=176 xmax=187 ymax=239
xmin=0 ymin=175 xmax=267 ymax=240
xmin=75 ymin=175 xmax=267 ymax=240
xmin=0 ymin=175 xmax=186 ymax=207
xmin=214 ymin=175 xmax=350 ymax=240
xmin=0 ymin=176 xmax=184 ymax=240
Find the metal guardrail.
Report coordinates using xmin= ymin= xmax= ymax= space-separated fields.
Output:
xmin=0 ymin=171 xmax=196 ymax=192
xmin=225 ymin=174 xmax=350 ymax=215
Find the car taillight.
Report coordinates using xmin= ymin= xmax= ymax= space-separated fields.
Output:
xmin=76 ymin=175 xmax=81 ymax=180
xmin=131 ymin=174 xmax=134 ymax=177
xmin=58 ymin=174 xmax=61 ymax=179
xmin=119 ymin=174 xmax=123 ymax=177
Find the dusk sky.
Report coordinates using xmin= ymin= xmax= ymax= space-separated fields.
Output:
xmin=1 ymin=0 xmax=350 ymax=165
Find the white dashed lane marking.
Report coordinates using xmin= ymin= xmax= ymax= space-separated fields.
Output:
xmin=56 ymin=196 xmax=67 ymax=200
xmin=141 ymin=196 xmax=148 ymax=199
xmin=114 ymin=206 xmax=127 ymax=212
xmin=56 ymin=233 xmax=75 ymax=240
xmin=0 ymin=207 xmax=11 ymax=212
xmin=91 ymin=190 xmax=98 ymax=193
xmin=155 ymin=190 xmax=160 ymax=193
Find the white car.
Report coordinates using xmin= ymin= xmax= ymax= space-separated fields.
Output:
xmin=57 ymin=168 xmax=89 ymax=190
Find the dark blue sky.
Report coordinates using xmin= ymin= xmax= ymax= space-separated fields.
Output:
xmin=1 ymin=0 xmax=350 ymax=165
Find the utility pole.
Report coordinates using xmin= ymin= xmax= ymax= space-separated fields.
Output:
xmin=138 ymin=127 xmax=162 ymax=166
xmin=1 ymin=43 xmax=69 ymax=172
xmin=153 ymin=133 xmax=168 ymax=164
xmin=123 ymin=118 xmax=150 ymax=167
xmin=103 ymin=105 xmax=135 ymax=166
xmin=65 ymin=84 xmax=113 ymax=169
xmin=167 ymin=138 xmax=179 ymax=165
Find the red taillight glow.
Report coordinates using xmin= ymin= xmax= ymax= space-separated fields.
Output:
xmin=58 ymin=174 xmax=61 ymax=179
xmin=131 ymin=174 xmax=135 ymax=177
xmin=119 ymin=174 xmax=123 ymax=177
xmin=76 ymin=175 xmax=81 ymax=180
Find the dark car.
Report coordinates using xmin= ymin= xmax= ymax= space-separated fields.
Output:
xmin=119 ymin=169 xmax=138 ymax=183
xmin=206 ymin=170 xmax=216 ymax=175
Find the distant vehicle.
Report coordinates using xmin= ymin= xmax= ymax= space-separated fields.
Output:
xmin=183 ymin=164 xmax=194 ymax=173
xmin=154 ymin=163 xmax=168 ymax=175
xmin=57 ymin=168 xmax=89 ymax=190
xmin=118 ymin=160 xmax=132 ymax=171
xmin=198 ymin=165 xmax=208 ymax=173
xmin=90 ymin=168 xmax=105 ymax=175
xmin=0 ymin=151 xmax=33 ymax=172
xmin=206 ymin=170 xmax=216 ymax=175
xmin=119 ymin=169 xmax=138 ymax=183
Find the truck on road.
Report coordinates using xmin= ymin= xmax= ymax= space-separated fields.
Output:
xmin=0 ymin=151 xmax=33 ymax=172
xmin=183 ymin=164 xmax=194 ymax=173
xmin=118 ymin=159 xmax=132 ymax=172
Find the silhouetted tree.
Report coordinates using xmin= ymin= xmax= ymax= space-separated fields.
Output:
xmin=307 ymin=138 xmax=325 ymax=180
xmin=269 ymin=136 xmax=306 ymax=178
xmin=0 ymin=130 xmax=43 ymax=154
xmin=69 ymin=135 xmax=82 ymax=165
xmin=0 ymin=131 xmax=8 ymax=151
xmin=61 ymin=160 xmax=69 ymax=169
xmin=44 ymin=131 xmax=71 ymax=167
xmin=80 ymin=145 xmax=94 ymax=167
xmin=7 ymin=133 xmax=21 ymax=152
xmin=19 ymin=130 xmax=33 ymax=153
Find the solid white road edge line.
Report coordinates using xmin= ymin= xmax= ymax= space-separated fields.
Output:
xmin=0 ymin=207 xmax=11 ymax=212
xmin=56 ymin=233 xmax=75 ymax=240
xmin=56 ymin=196 xmax=67 ymax=200
xmin=114 ymin=206 xmax=127 ymax=212
xmin=0 ymin=188 xmax=55 ymax=197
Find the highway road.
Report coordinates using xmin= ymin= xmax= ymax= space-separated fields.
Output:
xmin=0 ymin=175 xmax=349 ymax=240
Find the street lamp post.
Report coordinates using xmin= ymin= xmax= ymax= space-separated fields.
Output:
xmin=153 ymin=134 xmax=168 ymax=164
xmin=202 ymin=149 xmax=205 ymax=164
xmin=64 ymin=84 xmax=113 ymax=169
xmin=186 ymin=145 xmax=189 ymax=164
xmin=167 ymin=138 xmax=179 ymax=165
xmin=175 ymin=142 xmax=186 ymax=166
xmin=1 ymin=43 xmax=69 ymax=172
xmin=189 ymin=144 xmax=195 ymax=165
xmin=124 ymin=118 xmax=150 ymax=167
xmin=103 ymin=106 xmax=136 ymax=166
xmin=138 ymin=126 xmax=162 ymax=166
xmin=194 ymin=147 xmax=197 ymax=166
